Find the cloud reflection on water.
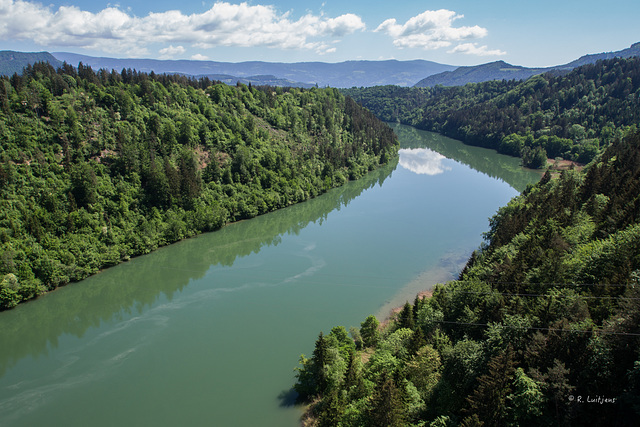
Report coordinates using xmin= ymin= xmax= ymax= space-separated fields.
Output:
xmin=399 ymin=148 xmax=451 ymax=175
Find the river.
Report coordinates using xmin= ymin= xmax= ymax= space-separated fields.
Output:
xmin=0 ymin=125 xmax=541 ymax=426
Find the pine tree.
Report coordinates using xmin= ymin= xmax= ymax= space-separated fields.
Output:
xmin=465 ymin=348 xmax=517 ymax=426
xmin=412 ymin=294 xmax=424 ymax=319
xmin=360 ymin=315 xmax=380 ymax=348
xmin=312 ymin=331 xmax=330 ymax=396
xmin=398 ymin=301 xmax=415 ymax=330
xmin=408 ymin=327 xmax=427 ymax=355
xmin=317 ymin=388 xmax=345 ymax=427
xmin=368 ymin=372 xmax=406 ymax=427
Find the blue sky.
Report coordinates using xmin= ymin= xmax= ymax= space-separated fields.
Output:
xmin=1 ymin=0 xmax=638 ymax=66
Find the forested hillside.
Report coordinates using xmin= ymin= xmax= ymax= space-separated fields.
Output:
xmin=0 ymin=62 xmax=398 ymax=310
xmin=0 ymin=51 xmax=62 ymax=76
xmin=345 ymin=57 xmax=640 ymax=167
xmin=294 ymin=131 xmax=640 ymax=426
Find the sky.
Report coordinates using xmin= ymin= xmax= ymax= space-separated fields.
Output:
xmin=0 ymin=0 xmax=639 ymax=67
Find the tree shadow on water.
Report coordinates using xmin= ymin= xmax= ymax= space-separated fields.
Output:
xmin=277 ymin=387 xmax=299 ymax=407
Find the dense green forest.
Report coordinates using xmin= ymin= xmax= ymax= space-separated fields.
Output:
xmin=344 ymin=57 xmax=640 ymax=168
xmin=0 ymin=62 xmax=398 ymax=310
xmin=294 ymin=131 xmax=640 ymax=426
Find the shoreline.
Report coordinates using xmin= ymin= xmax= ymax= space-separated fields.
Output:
xmin=375 ymin=252 xmax=467 ymax=322
xmin=6 ymin=157 xmax=401 ymax=312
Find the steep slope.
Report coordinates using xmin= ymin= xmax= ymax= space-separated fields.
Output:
xmin=293 ymin=128 xmax=640 ymax=427
xmin=0 ymin=61 xmax=398 ymax=310
xmin=345 ymin=57 xmax=640 ymax=165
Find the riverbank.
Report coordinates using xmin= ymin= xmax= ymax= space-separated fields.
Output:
xmin=0 ymin=124 xmax=543 ymax=427
xmin=375 ymin=250 xmax=469 ymax=321
xmin=546 ymin=157 xmax=584 ymax=177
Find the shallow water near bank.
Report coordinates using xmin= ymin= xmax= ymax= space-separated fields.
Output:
xmin=0 ymin=125 xmax=541 ymax=426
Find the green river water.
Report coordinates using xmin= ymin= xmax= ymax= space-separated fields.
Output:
xmin=0 ymin=125 xmax=541 ymax=426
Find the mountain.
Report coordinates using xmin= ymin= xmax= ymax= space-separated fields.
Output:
xmin=52 ymin=52 xmax=456 ymax=88
xmin=346 ymin=56 xmax=640 ymax=167
xmin=414 ymin=60 xmax=551 ymax=87
xmin=415 ymin=42 xmax=640 ymax=88
xmin=0 ymin=51 xmax=62 ymax=76
xmin=6 ymin=42 xmax=638 ymax=89
xmin=193 ymin=74 xmax=315 ymax=88
xmin=560 ymin=41 xmax=640 ymax=69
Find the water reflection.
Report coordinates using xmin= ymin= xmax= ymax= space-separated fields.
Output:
xmin=0 ymin=124 xmax=543 ymax=387
xmin=391 ymin=123 xmax=542 ymax=192
xmin=0 ymin=160 xmax=397 ymax=378
xmin=399 ymin=148 xmax=451 ymax=175
xmin=0 ymin=124 xmax=545 ymax=427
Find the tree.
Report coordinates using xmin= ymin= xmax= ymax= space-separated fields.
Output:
xmin=360 ymin=315 xmax=380 ymax=348
xmin=397 ymin=301 xmax=415 ymax=330
xmin=543 ymin=359 xmax=574 ymax=425
xmin=317 ymin=387 xmax=345 ymax=427
xmin=329 ymin=325 xmax=356 ymax=360
xmin=406 ymin=345 xmax=441 ymax=401
xmin=312 ymin=332 xmax=331 ymax=396
xmin=521 ymin=145 xmax=547 ymax=169
xmin=506 ymin=368 xmax=545 ymax=425
xmin=367 ymin=372 xmax=406 ymax=427
xmin=465 ymin=348 xmax=517 ymax=426
xmin=178 ymin=150 xmax=202 ymax=208
xmin=70 ymin=162 xmax=97 ymax=208
xmin=408 ymin=326 xmax=427 ymax=355
xmin=145 ymin=158 xmax=170 ymax=208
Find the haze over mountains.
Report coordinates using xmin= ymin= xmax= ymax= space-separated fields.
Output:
xmin=414 ymin=42 xmax=640 ymax=87
xmin=51 ymin=52 xmax=456 ymax=88
xmin=1 ymin=42 xmax=638 ymax=88
xmin=413 ymin=61 xmax=552 ymax=88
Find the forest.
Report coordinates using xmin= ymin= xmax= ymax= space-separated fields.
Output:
xmin=0 ymin=61 xmax=398 ymax=310
xmin=344 ymin=57 xmax=640 ymax=168
xmin=294 ymin=129 xmax=640 ymax=426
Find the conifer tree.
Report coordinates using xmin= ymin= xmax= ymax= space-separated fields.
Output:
xmin=408 ymin=326 xmax=427 ymax=355
xmin=368 ymin=372 xmax=406 ymax=427
xmin=360 ymin=315 xmax=380 ymax=348
xmin=398 ymin=301 xmax=415 ymax=330
xmin=465 ymin=348 xmax=517 ymax=426
xmin=312 ymin=331 xmax=330 ymax=396
xmin=317 ymin=388 xmax=345 ymax=427
xmin=413 ymin=294 xmax=424 ymax=319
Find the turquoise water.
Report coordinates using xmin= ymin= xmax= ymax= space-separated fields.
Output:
xmin=0 ymin=125 xmax=541 ymax=426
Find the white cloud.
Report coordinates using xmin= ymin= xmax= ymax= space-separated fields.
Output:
xmin=0 ymin=0 xmax=365 ymax=56
xmin=159 ymin=45 xmax=186 ymax=59
xmin=317 ymin=46 xmax=336 ymax=55
xmin=398 ymin=148 xmax=451 ymax=176
xmin=375 ymin=9 xmax=490 ymax=51
xmin=191 ymin=53 xmax=209 ymax=60
xmin=448 ymin=43 xmax=506 ymax=56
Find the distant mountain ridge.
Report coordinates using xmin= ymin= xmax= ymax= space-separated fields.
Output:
xmin=2 ymin=42 xmax=639 ymax=88
xmin=196 ymin=74 xmax=315 ymax=88
xmin=413 ymin=60 xmax=551 ymax=87
xmin=51 ymin=52 xmax=456 ymax=88
xmin=415 ymin=42 xmax=640 ymax=87
xmin=560 ymin=41 xmax=640 ymax=68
